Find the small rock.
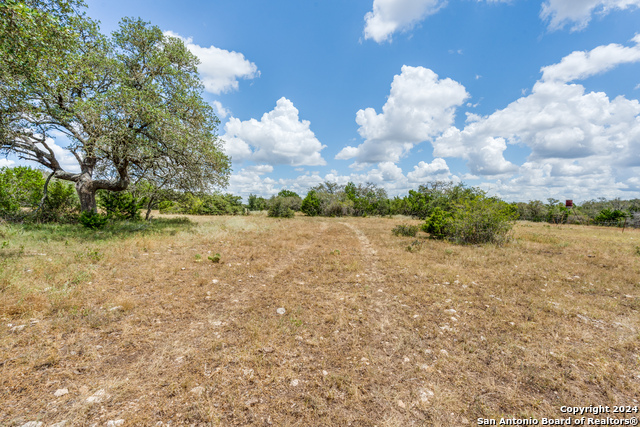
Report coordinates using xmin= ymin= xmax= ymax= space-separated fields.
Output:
xmin=20 ymin=422 xmax=43 ymax=427
xmin=322 ymin=370 xmax=328 ymax=376
xmin=397 ymin=399 xmax=406 ymax=409
xmin=444 ymin=309 xmax=457 ymax=314
xmin=50 ymin=421 xmax=68 ymax=427
xmin=403 ymin=357 xmax=410 ymax=363
xmin=276 ymin=308 xmax=286 ymax=315
xmin=440 ymin=349 xmax=449 ymax=356
xmin=461 ymin=417 xmax=470 ymax=424
xmin=109 ymin=306 xmax=123 ymax=312
xmin=290 ymin=379 xmax=299 ymax=387
xmin=11 ymin=324 xmax=26 ymax=332
xmin=106 ymin=421 xmax=124 ymax=427
xmin=54 ymin=388 xmax=69 ymax=397
xmin=190 ymin=386 xmax=205 ymax=396
xmin=451 ymin=317 xmax=458 ymax=322
xmin=419 ymin=389 xmax=434 ymax=402
xmin=86 ymin=389 xmax=107 ymax=403
xmin=260 ymin=346 xmax=274 ymax=353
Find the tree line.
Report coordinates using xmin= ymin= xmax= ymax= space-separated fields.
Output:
xmin=3 ymin=166 xmax=637 ymax=229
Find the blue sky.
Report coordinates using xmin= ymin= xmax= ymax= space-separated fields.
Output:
xmin=5 ymin=0 xmax=640 ymax=202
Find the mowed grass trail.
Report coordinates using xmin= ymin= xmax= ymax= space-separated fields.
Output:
xmin=1 ymin=215 xmax=639 ymax=426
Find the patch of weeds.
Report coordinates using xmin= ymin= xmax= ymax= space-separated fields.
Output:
xmin=289 ymin=316 xmax=303 ymax=328
xmin=195 ymin=254 xmax=202 ymax=262
xmin=392 ymin=224 xmax=419 ymax=237
xmin=76 ymin=248 xmax=102 ymax=262
xmin=330 ymin=249 xmax=341 ymax=255
xmin=208 ymin=253 xmax=221 ymax=263
xmin=445 ymin=248 xmax=454 ymax=255
xmin=406 ymin=239 xmax=423 ymax=252
xmin=1 ymin=241 xmax=8 ymax=249
xmin=635 ymin=246 xmax=640 ymax=256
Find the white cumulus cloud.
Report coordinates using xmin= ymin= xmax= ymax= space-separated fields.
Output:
xmin=363 ymin=0 xmax=446 ymax=43
xmin=222 ymin=97 xmax=326 ymax=166
xmin=432 ymin=38 xmax=640 ymax=196
xmin=407 ymin=158 xmax=451 ymax=182
xmin=541 ymin=34 xmax=640 ymax=83
xmin=336 ymin=65 xmax=468 ymax=164
xmin=540 ymin=0 xmax=640 ymax=32
xmin=164 ymin=31 xmax=259 ymax=94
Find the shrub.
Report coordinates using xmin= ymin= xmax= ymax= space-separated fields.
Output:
xmin=267 ymin=197 xmax=295 ymax=218
xmin=78 ymin=211 xmax=108 ymax=229
xmin=392 ymin=224 xmax=419 ymax=237
xmin=301 ymin=190 xmax=321 ymax=216
xmin=423 ymin=198 xmax=516 ymax=245
xmin=593 ymin=208 xmax=628 ymax=225
xmin=38 ymin=180 xmax=80 ymax=222
xmin=0 ymin=166 xmax=45 ymax=217
xmin=98 ymin=190 xmax=144 ymax=220
xmin=447 ymin=198 xmax=517 ymax=245
xmin=422 ymin=207 xmax=452 ymax=240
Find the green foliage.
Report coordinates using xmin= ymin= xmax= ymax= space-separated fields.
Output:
xmin=278 ymin=189 xmax=300 ymax=199
xmin=593 ymin=208 xmax=628 ymax=225
xmin=2 ymin=7 xmax=231 ymax=213
xmin=158 ymin=192 xmax=244 ymax=216
xmin=392 ymin=224 xmax=419 ymax=237
xmin=423 ymin=196 xmax=517 ymax=245
xmin=208 ymin=253 xmax=221 ymax=263
xmin=301 ymin=190 xmax=321 ymax=216
xmin=0 ymin=166 xmax=45 ymax=216
xmin=247 ymin=193 xmax=268 ymax=211
xmin=422 ymin=207 xmax=452 ymax=240
xmin=267 ymin=196 xmax=295 ymax=218
xmin=78 ymin=211 xmax=108 ymax=229
xmin=448 ymin=198 xmax=517 ymax=245
xmin=97 ymin=190 xmax=144 ymax=221
xmin=38 ymin=179 xmax=80 ymax=222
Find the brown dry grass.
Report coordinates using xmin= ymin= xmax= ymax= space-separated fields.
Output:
xmin=1 ymin=215 xmax=639 ymax=426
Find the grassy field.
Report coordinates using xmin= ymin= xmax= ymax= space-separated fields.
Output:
xmin=1 ymin=214 xmax=639 ymax=426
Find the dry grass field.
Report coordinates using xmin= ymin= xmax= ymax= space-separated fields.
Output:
xmin=1 ymin=214 xmax=639 ymax=426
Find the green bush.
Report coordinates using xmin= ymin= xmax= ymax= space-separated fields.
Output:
xmin=422 ymin=207 xmax=452 ymax=240
xmin=301 ymin=190 xmax=321 ymax=216
xmin=423 ymin=198 xmax=516 ymax=245
xmin=38 ymin=180 xmax=80 ymax=222
xmin=392 ymin=224 xmax=419 ymax=237
xmin=593 ymin=208 xmax=628 ymax=225
xmin=78 ymin=211 xmax=108 ymax=229
xmin=267 ymin=197 xmax=295 ymax=218
xmin=0 ymin=166 xmax=45 ymax=216
xmin=98 ymin=190 xmax=144 ymax=220
xmin=447 ymin=198 xmax=517 ymax=245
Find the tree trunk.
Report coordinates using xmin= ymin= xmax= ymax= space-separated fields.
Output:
xmin=76 ymin=173 xmax=97 ymax=213
xmin=145 ymin=195 xmax=155 ymax=221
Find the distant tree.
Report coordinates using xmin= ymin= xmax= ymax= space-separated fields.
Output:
xmin=1 ymin=3 xmax=230 ymax=213
xmin=277 ymin=189 xmax=299 ymax=199
xmin=247 ymin=193 xmax=267 ymax=211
